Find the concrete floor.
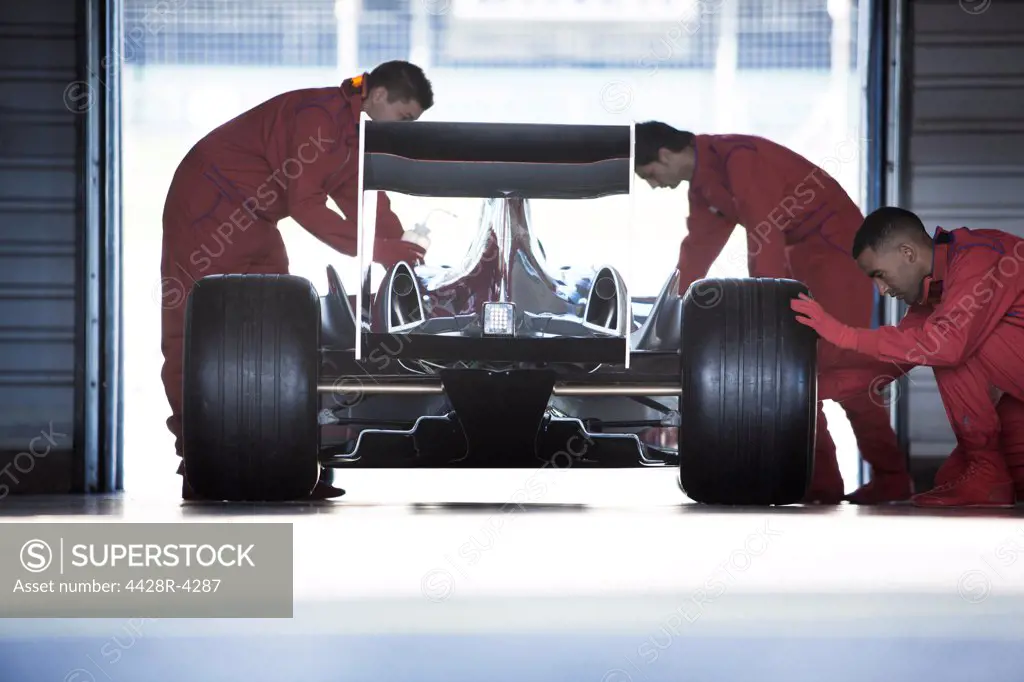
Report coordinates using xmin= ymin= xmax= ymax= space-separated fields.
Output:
xmin=2 ymin=469 xmax=1024 ymax=681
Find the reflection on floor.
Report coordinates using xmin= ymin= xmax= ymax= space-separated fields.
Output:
xmin=2 ymin=470 xmax=1024 ymax=681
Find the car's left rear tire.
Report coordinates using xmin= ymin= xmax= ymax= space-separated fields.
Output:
xmin=181 ymin=274 xmax=321 ymax=502
xmin=677 ymin=277 xmax=817 ymax=505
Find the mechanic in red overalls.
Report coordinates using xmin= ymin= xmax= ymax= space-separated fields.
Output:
xmin=159 ymin=60 xmax=433 ymax=499
xmin=633 ymin=121 xmax=910 ymax=505
xmin=793 ymin=206 xmax=1024 ymax=508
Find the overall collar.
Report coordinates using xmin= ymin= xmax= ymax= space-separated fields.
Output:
xmin=341 ymin=73 xmax=369 ymax=121
xmin=689 ymin=134 xmax=719 ymax=189
xmin=916 ymin=226 xmax=953 ymax=305
xmin=343 ymin=73 xmax=369 ymax=98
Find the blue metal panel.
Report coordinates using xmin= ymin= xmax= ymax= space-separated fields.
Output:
xmin=0 ymin=0 xmax=81 ymax=492
xmin=0 ymin=0 xmax=120 ymax=493
xmin=902 ymin=0 xmax=1024 ymax=462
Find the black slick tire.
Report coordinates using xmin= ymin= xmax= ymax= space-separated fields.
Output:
xmin=678 ymin=277 xmax=817 ymax=505
xmin=182 ymin=274 xmax=321 ymax=502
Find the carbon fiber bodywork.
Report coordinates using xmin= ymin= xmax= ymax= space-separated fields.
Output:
xmin=317 ymin=192 xmax=683 ymax=469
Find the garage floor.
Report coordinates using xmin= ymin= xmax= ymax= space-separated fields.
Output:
xmin=2 ymin=470 xmax=1024 ymax=681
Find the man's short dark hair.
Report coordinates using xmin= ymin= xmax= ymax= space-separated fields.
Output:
xmin=366 ymin=60 xmax=434 ymax=110
xmin=852 ymin=206 xmax=930 ymax=259
xmin=634 ymin=121 xmax=695 ymax=166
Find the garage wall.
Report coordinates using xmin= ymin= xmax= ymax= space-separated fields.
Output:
xmin=0 ymin=0 xmax=121 ymax=493
xmin=0 ymin=0 xmax=81 ymax=493
xmin=903 ymin=0 xmax=1024 ymax=459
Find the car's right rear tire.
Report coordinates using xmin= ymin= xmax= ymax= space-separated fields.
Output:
xmin=182 ymin=274 xmax=322 ymax=502
xmin=678 ymin=277 xmax=817 ymax=505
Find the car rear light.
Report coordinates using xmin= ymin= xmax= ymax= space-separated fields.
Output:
xmin=483 ymin=302 xmax=516 ymax=336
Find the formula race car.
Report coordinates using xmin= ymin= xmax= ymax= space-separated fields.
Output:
xmin=180 ymin=121 xmax=819 ymax=505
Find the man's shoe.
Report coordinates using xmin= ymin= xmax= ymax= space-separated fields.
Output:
xmin=933 ymin=445 xmax=968 ymax=488
xmin=911 ymin=460 xmax=1015 ymax=508
xmin=308 ymin=479 xmax=347 ymax=500
xmin=845 ymin=473 xmax=914 ymax=504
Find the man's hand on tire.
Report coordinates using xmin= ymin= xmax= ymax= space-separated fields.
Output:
xmin=791 ymin=293 xmax=858 ymax=350
xmin=374 ymin=238 xmax=426 ymax=270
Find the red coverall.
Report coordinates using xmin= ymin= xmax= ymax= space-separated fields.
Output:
xmin=160 ymin=76 xmax=406 ymax=464
xmin=812 ymin=227 xmax=1024 ymax=505
xmin=679 ymin=133 xmax=906 ymax=501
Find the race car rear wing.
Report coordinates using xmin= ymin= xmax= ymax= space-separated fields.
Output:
xmin=359 ymin=120 xmax=634 ymax=200
xmin=353 ymin=119 xmax=636 ymax=364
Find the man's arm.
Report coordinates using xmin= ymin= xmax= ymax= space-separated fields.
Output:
xmin=854 ymin=249 xmax=1022 ymax=366
xmin=328 ymin=181 xmax=426 ymax=268
xmin=329 ymin=186 xmax=405 ymax=241
xmin=677 ymin=190 xmax=736 ymax=295
xmin=818 ymin=305 xmax=929 ymax=403
xmin=284 ymin=104 xmax=361 ymax=256
xmin=723 ymin=147 xmax=790 ymax=279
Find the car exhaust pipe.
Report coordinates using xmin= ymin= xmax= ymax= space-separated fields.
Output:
xmin=386 ymin=263 xmax=426 ymax=331
xmin=583 ymin=265 xmax=629 ymax=335
xmin=392 ymin=269 xmax=416 ymax=297
xmin=593 ymin=275 xmax=616 ymax=300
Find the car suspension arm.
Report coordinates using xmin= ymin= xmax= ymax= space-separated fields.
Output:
xmin=317 ymin=383 xmax=680 ymax=396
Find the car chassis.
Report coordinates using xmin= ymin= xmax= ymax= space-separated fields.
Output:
xmin=181 ymin=121 xmax=819 ymax=505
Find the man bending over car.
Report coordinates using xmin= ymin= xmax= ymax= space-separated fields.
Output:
xmin=159 ymin=60 xmax=434 ymax=500
xmin=793 ymin=206 xmax=1024 ymax=508
xmin=633 ymin=121 xmax=910 ymax=505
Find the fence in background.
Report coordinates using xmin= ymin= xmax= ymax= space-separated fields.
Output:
xmin=124 ymin=0 xmax=858 ymax=71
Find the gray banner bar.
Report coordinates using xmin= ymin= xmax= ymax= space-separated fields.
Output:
xmin=0 ymin=523 xmax=293 ymax=618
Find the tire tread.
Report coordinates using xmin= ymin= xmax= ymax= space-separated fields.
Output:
xmin=182 ymin=274 xmax=321 ymax=501
xmin=679 ymin=277 xmax=816 ymax=505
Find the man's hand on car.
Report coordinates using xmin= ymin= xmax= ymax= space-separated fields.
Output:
xmin=790 ymin=293 xmax=858 ymax=350
xmin=373 ymin=238 xmax=426 ymax=270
